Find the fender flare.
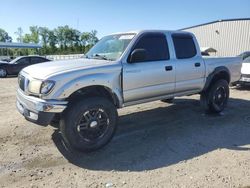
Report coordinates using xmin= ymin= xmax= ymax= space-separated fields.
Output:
xmin=51 ymin=73 xmax=123 ymax=107
xmin=203 ymin=66 xmax=230 ymax=91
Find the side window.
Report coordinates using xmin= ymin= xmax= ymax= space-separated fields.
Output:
xmin=172 ymin=34 xmax=197 ymax=59
xmin=130 ymin=33 xmax=170 ymax=62
xmin=30 ymin=57 xmax=46 ymax=64
xmin=16 ymin=57 xmax=30 ymax=64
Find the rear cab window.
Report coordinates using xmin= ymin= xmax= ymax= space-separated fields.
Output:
xmin=172 ymin=33 xmax=197 ymax=59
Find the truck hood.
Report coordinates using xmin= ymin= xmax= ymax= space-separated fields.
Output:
xmin=22 ymin=58 xmax=112 ymax=79
xmin=241 ymin=62 xmax=250 ymax=74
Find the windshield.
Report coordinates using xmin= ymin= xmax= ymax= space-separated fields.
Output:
xmin=243 ymin=56 xmax=250 ymax=63
xmin=9 ymin=57 xmax=21 ymax=64
xmin=86 ymin=33 xmax=136 ymax=61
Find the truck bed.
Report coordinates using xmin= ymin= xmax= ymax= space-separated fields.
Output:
xmin=203 ymin=56 xmax=242 ymax=83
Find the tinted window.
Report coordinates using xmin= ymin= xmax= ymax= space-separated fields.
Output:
xmin=172 ymin=34 xmax=197 ymax=59
xmin=30 ymin=57 xmax=47 ymax=64
xmin=16 ymin=57 xmax=30 ymax=64
xmin=130 ymin=33 xmax=169 ymax=62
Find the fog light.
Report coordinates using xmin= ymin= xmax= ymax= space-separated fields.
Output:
xmin=29 ymin=112 xmax=38 ymax=120
xmin=43 ymin=104 xmax=53 ymax=112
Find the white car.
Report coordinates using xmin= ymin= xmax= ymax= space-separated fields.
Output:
xmin=239 ymin=57 xmax=250 ymax=84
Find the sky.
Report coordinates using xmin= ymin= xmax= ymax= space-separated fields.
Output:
xmin=0 ymin=0 xmax=250 ymax=41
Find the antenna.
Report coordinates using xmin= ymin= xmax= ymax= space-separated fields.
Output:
xmin=76 ymin=18 xmax=79 ymax=30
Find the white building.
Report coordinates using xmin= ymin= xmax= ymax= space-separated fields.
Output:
xmin=182 ymin=18 xmax=250 ymax=57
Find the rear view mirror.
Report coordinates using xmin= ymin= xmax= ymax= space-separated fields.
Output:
xmin=129 ymin=49 xmax=146 ymax=63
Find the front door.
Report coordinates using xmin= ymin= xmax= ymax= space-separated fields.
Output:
xmin=12 ymin=57 xmax=31 ymax=74
xmin=123 ymin=32 xmax=175 ymax=104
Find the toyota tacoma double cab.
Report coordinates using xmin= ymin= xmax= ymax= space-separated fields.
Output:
xmin=16 ymin=30 xmax=242 ymax=152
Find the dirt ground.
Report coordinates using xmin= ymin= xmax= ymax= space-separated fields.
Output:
xmin=0 ymin=77 xmax=250 ymax=188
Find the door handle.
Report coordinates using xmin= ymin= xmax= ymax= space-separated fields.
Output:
xmin=195 ymin=62 xmax=201 ymax=67
xmin=165 ymin=66 xmax=173 ymax=71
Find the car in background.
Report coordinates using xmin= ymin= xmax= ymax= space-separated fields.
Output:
xmin=0 ymin=57 xmax=13 ymax=62
xmin=0 ymin=56 xmax=50 ymax=78
xmin=238 ymin=56 xmax=250 ymax=84
xmin=0 ymin=60 xmax=6 ymax=64
xmin=0 ymin=58 xmax=10 ymax=62
xmin=238 ymin=51 xmax=250 ymax=60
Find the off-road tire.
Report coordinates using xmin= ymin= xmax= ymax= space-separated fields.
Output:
xmin=60 ymin=97 xmax=118 ymax=152
xmin=200 ymin=79 xmax=229 ymax=113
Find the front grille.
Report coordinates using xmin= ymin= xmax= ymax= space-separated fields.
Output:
xmin=242 ymin=74 xmax=250 ymax=78
xmin=18 ymin=75 xmax=25 ymax=91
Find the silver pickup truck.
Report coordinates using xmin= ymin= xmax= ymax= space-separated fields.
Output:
xmin=16 ymin=30 xmax=242 ymax=152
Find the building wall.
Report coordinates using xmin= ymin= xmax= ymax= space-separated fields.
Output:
xmin=183 ymin=20 xmax=250 ymax=57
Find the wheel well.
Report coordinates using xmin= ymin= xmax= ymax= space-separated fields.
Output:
xmin=205 ymin=71 xmax=230 ymax=91
xmin=211 ymin=71 xmax=230 ymax=84
xmin=0 ymin=68 xmax=8 ymax=74
xmin=67 ymin=86 xmax=119 ymax=108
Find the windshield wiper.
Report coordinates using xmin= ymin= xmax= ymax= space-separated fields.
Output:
xmin=92 ymin=54 xmax=109 ymax=60
xmin=84 ymin=55 xmax=90 ymax=59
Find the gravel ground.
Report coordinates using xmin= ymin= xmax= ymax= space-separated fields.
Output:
xmin=0 ymin=77 xmax=250 ymax=188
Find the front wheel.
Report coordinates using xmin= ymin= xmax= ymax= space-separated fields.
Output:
xmin=0 ymin=69 xmax=7 ymax=78
xmin=200 ymin=79 xmax=229 ymax=113
xmin=60 ymin=97 xmax=118 ymax=152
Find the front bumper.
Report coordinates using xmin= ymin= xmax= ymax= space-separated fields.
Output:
xmin=16 ymin=89 xmax=68 ymax=126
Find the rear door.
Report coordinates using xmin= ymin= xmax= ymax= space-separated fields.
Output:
xmin=172 ymin=33 xmax=205 ymax=94
xmin=123 ymin=32 xmax=175 ymax=103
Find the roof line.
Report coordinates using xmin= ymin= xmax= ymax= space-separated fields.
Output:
xmin=180 ymin=18 xmax=250 ymax=30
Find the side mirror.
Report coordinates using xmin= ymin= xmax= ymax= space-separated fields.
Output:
xmin=129 ymin=49 xmax=146 ymax=63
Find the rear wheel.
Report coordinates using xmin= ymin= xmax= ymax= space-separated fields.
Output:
xmin=201 ymin=79 xmax=229 ymax=113
xmin=60 ymin=97 xmax=118 ymax=152
xmin=0 ymin=69 xmax=7 ymax=78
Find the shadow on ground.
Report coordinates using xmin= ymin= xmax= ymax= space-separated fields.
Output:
xmin=232 ymin=84 xmax=250 ymax=91
xmin=52 ymin=97 xmax=250 ymax=172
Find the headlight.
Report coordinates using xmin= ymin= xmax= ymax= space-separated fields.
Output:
xmin=28 ymin=80 xmax=42 ymax=94
xmin=40 ymin=80 xmax=55 ymax=94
